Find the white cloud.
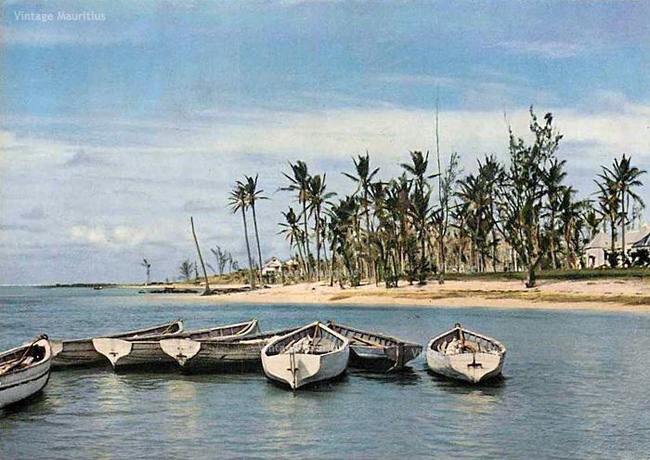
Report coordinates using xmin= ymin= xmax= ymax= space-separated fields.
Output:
xmin=69 ymin=225 xmax=163 ymax=247
xmin=495 ymin=40 xmax=583 ymax=59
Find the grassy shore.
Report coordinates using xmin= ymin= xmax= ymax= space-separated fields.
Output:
xmin=149 ymin=274 xmax=650 ymax=313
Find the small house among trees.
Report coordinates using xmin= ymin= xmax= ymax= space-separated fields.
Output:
xmin=584 ymin=223 xmax=650 ymax=268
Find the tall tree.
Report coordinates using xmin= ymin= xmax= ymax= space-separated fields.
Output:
xmin=244 ymin=174 xmax=268 ymax=286
xmin=594 ymin=178 xmax=620 ymax=266
xmin=343 ymin=152 xmax=380 ymax=281
xmin=229 ymin=181 xmax=256 ymax=288
xmin=278 ymin=207 xmax=307 ymax=278
xmin=190 ymin=216 xmax=211 ymax=295
xmin=307 ymin=174 xmax=335 ymax=281
xmin=541 ymin=158 xmax=567 ymax=269
xmin=600 ymin=155 xmax=646 ymax=264
xmin=210 ymin=246 xmax=229 ymax=275
xmin=141 ymin=258 xmax=151 ymax=285
xmin=500 ymin=108 xmax=563 ymax=287
xmin=178 ymin=259 xmax=193 ymax=282
xmin=401 ymin=151 xmax=437 ymax=283
xmin=281 ymin=161 xmax=313 ymax=280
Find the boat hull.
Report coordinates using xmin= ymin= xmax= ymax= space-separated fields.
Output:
xmin=96 ymin=320 xmax=260 ymax=370
xmin=349 ymin=343 xmax=422 ymax=372
xmin=263 ymin=347 xmax=349 ymax=389
xmin=327 ymin=321 xmax=422 ymax=372
xmin=180 ymin=339 xmax=269 ymax=373
xmin=426 ymin=348 xmax=504 ymax=383
xmin=51 ymin=320 xmax=184 ymax=369
xmin=50 ymin=340 xmax=107 ymax=369
xmin=0 ymin=339 xmax=52 ymax=409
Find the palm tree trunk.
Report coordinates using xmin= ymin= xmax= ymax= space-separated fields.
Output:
xmin=329 ymin=248 xmax=335 ymax=287
xmin=240 ymin=208 xmax=256 ymax=288
xmin=609 ymin=214 xmax=617 ymax=266
xmin=190 ymin=217 xmax=211 ymax=296
xmin=550 ymin=209 xmax=557 ymax=270
xmin=302 ymin=199 xmax=312 ymax=280
xmin=251 ymin=204 xmax=265 ymax=287
xmin=621 ymin=190 xmax=626 ymax=265
xmin=296 ymin=240 xmax=306 ymax=280
xmin=315 ymin=211 xmax=321 ymax=282
xmin=364 ymin=191 xmax=373 ymax=281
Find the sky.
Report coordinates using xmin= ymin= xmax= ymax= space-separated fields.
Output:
xmin=1 ymin=0 xmax=649 ymax=284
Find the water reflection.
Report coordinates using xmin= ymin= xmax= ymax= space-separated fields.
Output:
xmin=349 ymin=367 xmax=422 ymax=386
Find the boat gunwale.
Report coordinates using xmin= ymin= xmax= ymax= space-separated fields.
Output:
xmin=427 ymin=325 xmax=506 ymax=356
xmin=326 ymin=321 xmax=422 ymax=349
xmin=130 ymin=319 xmax=260 ymax=345
xmin=51 ymin=319 xmax=184 ymax=344
xmin=0 ymin=337 xmax=52 ymax=378
xmin=262 ymin=321 xmax=350 ymax=358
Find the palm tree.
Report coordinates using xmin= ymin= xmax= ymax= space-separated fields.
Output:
xmin=141 ymin=258 xmax=151 ymax=285
xmin=327 ymin=196 xmax=361 ymax=286
xmin=244 ymin=174 xmax=268 ymax=286
xmin=307 ymin=174 xmax=335 ymax=281
xmin=343 ymin=152 xmax=380 ymax=281
xmin=281 ymin=161 xmax=312 ymax=279
xmin=600 ymin=155 xmax=646 ymax=264
xmin=557 ymin=187 xmax=584 ymax=268
xmin=541 ymin=158 xmax=567 ymax=269
xmin=401 ymin=151 xmax=437 ymax=282
xmin=594 ymin=178 xmax=620 ymax=266
xmin=178 ymin=259 xmax=193 ymax=282
xmin=229 ymin=181 xmax=256 ymax=288
xmin=278 ymin=207 xmax=306 ymax=278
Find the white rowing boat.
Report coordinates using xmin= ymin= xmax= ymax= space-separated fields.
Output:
xmin=0 ymin=335 xmax=52 ymax=409
xmin=261 ymin=322 xmax=349 ymax=390
xmin=426 ymin=323 xmax=506 ymax=384
xmin=93 ymin=319 xmax=259 ymax=370
xmin=51 ymin=319 xmax=184 ymax=368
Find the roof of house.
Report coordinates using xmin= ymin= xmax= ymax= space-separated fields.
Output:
xmin=632 ymin=232 xmax=650 ymax=248
xmin=585 ymin=223 xmax=650 ymax=250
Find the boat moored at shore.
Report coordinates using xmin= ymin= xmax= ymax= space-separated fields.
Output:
xmin=1 ymin=335 xmax=52 ymax=409
xmin=426 ymin=324 xmax=506 ymax=384
xmin=327 ymin=321 xmax=422 ymax=371
xmin=51 ymin=319 xmax=184 ymax=369
xmin=93 ymin=319 xmax=260 ymax=370
xmin=262 ymin=322 xmax=349 ymax=390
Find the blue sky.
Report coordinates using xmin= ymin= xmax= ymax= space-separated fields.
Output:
xmin=1 ymin=0 xmax=648 ymax=284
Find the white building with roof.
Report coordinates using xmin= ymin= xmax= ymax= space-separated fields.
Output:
xmin=584 ymin=223 xmax=650 ymax=267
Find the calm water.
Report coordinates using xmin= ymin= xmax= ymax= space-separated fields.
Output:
xmin=1 ymin=287 xmax=649 ymax=459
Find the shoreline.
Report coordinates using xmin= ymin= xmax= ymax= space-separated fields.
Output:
xmin=141 ymin=278 xmax=650 ymax=314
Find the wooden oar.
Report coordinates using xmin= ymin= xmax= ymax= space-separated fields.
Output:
xmin=0 ymin=336 xmax=43 ymax=376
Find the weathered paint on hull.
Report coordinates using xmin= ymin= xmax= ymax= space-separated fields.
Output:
xmin=349 ymin=343 xmax=422 ymax=371
xmin=426 ymin=349 xmax=504 ymax=383
xmin=0 ymin=339 xmax=52 ymax=409
xmin=51 ymin=340 xmax=107 ymax=369
xmin=111 ymin=341 xmax=178 ymax=370
xmin=263 ymin=347 xmax=350 ymax=389
xmin=181 ymin=340 xmax=268 ymax=373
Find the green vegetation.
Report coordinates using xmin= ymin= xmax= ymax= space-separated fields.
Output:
xmin=173 ymin=107 xmax=647 ymax=290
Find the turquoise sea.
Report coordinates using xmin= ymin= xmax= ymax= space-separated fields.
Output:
xmin=1 ymin=286 xmax=649 ymax=459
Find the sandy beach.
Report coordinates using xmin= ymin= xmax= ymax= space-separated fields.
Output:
xmin=148 ymin=278 xmax=650 ymax=313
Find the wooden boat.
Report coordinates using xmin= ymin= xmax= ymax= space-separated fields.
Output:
xmin=327 ymin=321 xmax=422 ymax=371
xmin=262 ymin=322 xmax=349 ymax=390
xmin=0 ymin=335 xmax=52 ymax=409
xmin=51 ymin=319 xmax=184 ymax=368
xmin=168 ymin=327 xmax=301 ymax=373
xmin=426 ymin=324 xmax=506 ymax=384
xmin=93 ymin=319 xmax=259 ymax=370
